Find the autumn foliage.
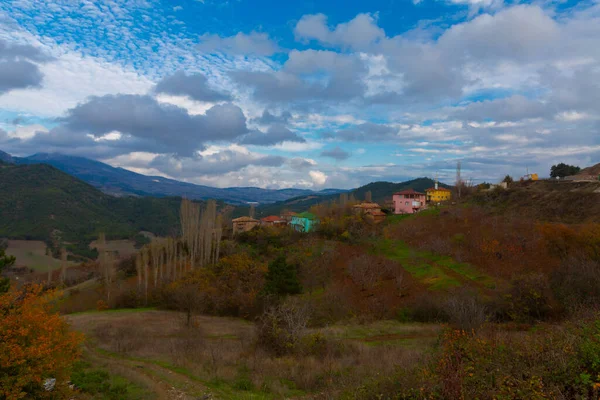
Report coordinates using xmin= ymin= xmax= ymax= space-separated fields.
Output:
xmin=0 ymin=285 xmax=83 ymax=399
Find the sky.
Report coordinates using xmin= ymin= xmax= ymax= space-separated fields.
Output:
xmin=0 ymin=0 xmax=599 ymax=189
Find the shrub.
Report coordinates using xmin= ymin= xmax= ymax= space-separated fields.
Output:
xmin=263 ymin=255 xmax=302 ymax=297
xmin=256 ymin=299 xmax=311 ymax=355
xmin=444 ymin=290 xmax=487 ymax=331
xmin=505 ymin=273 xmax=554 ymax=322
xmin=0 ymin=285 xmax=83 ymax=399
xmin=551 ymin=256 xmax=600 ymax=313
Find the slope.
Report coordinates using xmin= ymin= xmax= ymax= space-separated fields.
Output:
xmin=14 ymin=152 xmax=340 ymax=204
xmin=252 ymin=178 xmax=451 ymax=217
xmin=0 ymin=162 xmax=186 ymax=244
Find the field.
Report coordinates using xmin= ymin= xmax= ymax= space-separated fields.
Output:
xmin=88 ymin=239 xmax=137 ymax=258
xmin=5 ymin=240 xmax=62 ymax=271
xmin=68 ymin=309 xmax=440 ymax=399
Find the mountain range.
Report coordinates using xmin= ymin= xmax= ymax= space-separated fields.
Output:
xmin=1 ymin=151 xmax=343 ymax=205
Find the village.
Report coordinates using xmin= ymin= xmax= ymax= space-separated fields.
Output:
xmin=232 ymin=180 xmax=452 ymax=234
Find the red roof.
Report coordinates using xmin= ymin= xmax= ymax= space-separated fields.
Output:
xmin=425 ymin=187 xmax=451 ymax=192
xmin=394 ymin=189 xmax=425 ymax=195
xmin=261 ymin=215 xmax=285 ymax=222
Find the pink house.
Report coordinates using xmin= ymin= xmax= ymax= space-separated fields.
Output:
xmin=393 ymin=189 xmax=426 ymax=214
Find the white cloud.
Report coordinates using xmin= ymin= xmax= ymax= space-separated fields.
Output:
xmin=309 ymin=170 xmax=328 ymax=185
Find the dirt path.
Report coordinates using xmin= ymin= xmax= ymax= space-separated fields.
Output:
xmin=82 ymin=343 xmax=211 ymax=400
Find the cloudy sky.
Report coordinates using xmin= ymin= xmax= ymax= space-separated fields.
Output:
xmin=0 ymin=0 xmax=599 ymax=189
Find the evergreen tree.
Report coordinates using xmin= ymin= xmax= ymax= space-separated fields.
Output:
xmin=0 ymin=241 xmax=15 ymax=293
xmin=550 ymin=163 xmax=580 ymax=178
xmin=263 ymin=255 xmax=302 ymax=296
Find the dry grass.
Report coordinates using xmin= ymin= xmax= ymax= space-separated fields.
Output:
xmin=68 ymin=309 xmax=438 ymax=398
xmin=89 ymin=239 xmax=137 ymax=258
xmin=5 ymin=240 xmax=63 ymax=271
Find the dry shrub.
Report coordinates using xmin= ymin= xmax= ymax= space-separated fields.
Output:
xmin=444 ymin=289 xmax=487 ymax=331
xmin=256 ymin=298 xmax=311 ymax=355
xmin=551 ymin=255 xmax=600 ymax=313
xmin=504 ymin=273 xmax=554 ymax=323
xmin=93 ymin=323 xmax=142 ymax=354
xmin=408 ymin=293 xmax=449 ymax=323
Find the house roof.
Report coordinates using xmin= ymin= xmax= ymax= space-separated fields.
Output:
xmin=232 ymin=216 xmax=259 ymax=222
xmin=261 ymin=215 xmax=285 ymax=222
xmin=353 ymin=202 xmax=381 ymax=209
xmin=425 ymin=187 xmax=451 ymax=192
xmin=370 ymin=210 xmax=386 ymax=216
xmin=394 ymin=189 xmax=425 ymax=195
xmin=294 ymin=212 xmax=317 ymax=220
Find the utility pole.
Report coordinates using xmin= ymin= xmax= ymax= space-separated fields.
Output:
xmin=456 ymin=160 xmax=462 ymax=199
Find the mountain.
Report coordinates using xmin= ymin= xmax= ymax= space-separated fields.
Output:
xmin=0 ymin=150 xmax=13 ymax=163
xmin=248 ymin=178 xmax=451 ymax=218
xmin=0 ymin=162 xmax=187 ymax=245
xmin=10 ymin=152 xmax=344 ymax=205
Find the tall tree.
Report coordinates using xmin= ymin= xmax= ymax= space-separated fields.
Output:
xmin=550 ymin=163 xmax=581 ymax=178
xmin=263 ymin=255 xmax=302 ymax=296
xmin=0 ymin=240 xmax=15 ymax=293
xmin=365 ymin=190 xmax=372 ymax=203
xmin=60 ymin=247 xmax=67 ymax=285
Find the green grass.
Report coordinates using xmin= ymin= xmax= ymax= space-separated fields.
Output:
xmin=373 ymin=239 xmax=496 ymax=290
xmin=71 ymin=361 xmax=154 ymax=400
xmin=93 ymin=348 xmax=290 ymax=399
xmin=373 ymin=240 xmax=460 ymax=290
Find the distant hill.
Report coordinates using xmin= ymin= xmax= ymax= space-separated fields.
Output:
xmin=0 ymin=150 xmax=13 ymax=163
xmin=249 ymin=178 xmax=451 ymax=218
xmin=0 ymin=162 xmax=187 ymax=245
xmin=6 ymin=151 xmax=343 ymax=205
xmin=578 ymin=162 xmax=600 ymax=177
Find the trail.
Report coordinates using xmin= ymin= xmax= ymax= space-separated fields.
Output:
xmin=82 ymin=343 xmax=211 ymax=400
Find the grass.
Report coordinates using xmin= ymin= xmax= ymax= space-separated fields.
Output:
xmin=5 ymin=240 xmax=64 ymax=271
xmin=374 ymin=239 xmax=461 ymax=290
xmin=66 ymin=307 xmax=157 ymax=316
xmin=373 ymin=239 xmax=496 ymax=290
xmin=71 ymin=360 xmax=154 ymax=400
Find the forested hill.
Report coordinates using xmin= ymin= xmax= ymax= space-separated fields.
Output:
xmin=249 ymin=178 xmax=452 ymax=218
xmin=0 ymin=162 xmax=188 ymax=244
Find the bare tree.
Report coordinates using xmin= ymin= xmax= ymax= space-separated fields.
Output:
xmin=98 ymin=233 xmax=115 ymax=303
xmin=365 ymin=190 xmax=372 ymax=203
xmin=60 ymin=247 xmax=67 ymax=285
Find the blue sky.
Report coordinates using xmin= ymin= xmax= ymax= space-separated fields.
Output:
xmin=0 ymin=0 xmax=599 ymax=189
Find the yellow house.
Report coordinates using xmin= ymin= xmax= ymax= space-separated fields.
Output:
xmin=426 ymin=182 xmax=452 ymax=203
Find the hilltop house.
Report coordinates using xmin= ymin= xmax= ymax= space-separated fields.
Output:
xmin=352 ymin=202 xmax=387 ymax=223
xmin=290 ymin=212 xmax=318 ymax=233
xmin=393 ymin=189 xmax=426 ymax=214
xmin=281 ymin=211 xmax=297 ymax=223
xmin=425 ymin=182 xmax=452 ymax=203
xmin=260 ymin=215 xmax=286 ymax=226
xmin=232 ymin=216 xmax=259 ymax=235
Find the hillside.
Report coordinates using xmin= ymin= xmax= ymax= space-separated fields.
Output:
xmin=578 ymin=162 xmax=600 ymax=177
xmin=0 ymin=162 xmax=187 ymax=244
xmin=10 ymin=152 xmax=343 ymax=204
xmin=251 ymin=177 xmax=451 ymax=217
xmin=468 ymin=179 xmax=600 ymax=224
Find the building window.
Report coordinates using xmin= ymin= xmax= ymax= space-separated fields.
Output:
xmin=405 ymin=202 xmax=408 ymax=206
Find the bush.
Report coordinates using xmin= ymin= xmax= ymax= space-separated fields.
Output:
xmin=551 ymin=256 xmax=600 ymax=313
xmin=263 ymin=255 xmax=302 ymax=297
xmin=408 ymin=293 xmax=449 ymax=323
xmin=505 ymin=273 xmax=554 ymax=323
xmin=0 ymin=285 xmax=83 ymax=398
xmin=444 ymin=290 xmax=487 ymax=331
xmin=256 ymin=299 xmax=311 ymax=355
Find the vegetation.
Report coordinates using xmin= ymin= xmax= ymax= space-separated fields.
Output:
xmin=0 ymin=162 xmax=198 ymax=258
xmin=0 ymin=239 xmax=15 ymax=293
xmin=5 ymin=168 xmax=600 ymax=398
xmin=0 ymin=286 xmax=83 ymax=399
xmin=551 ymin=162 xmax=581 ymax=178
